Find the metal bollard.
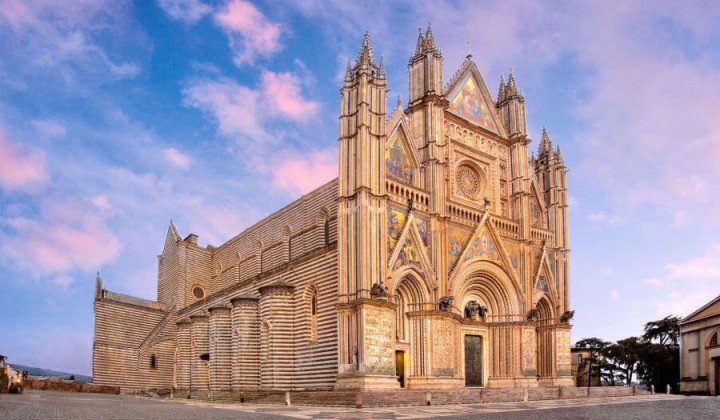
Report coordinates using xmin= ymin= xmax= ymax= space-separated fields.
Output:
xmin=666 ymin=384 xmax=671 ymax=395
xmin=650 ymin=385 xmax=655 ymax=395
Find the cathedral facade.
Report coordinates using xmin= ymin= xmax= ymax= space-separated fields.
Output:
xmin=93 ymin=27 xmax=573 ymax=394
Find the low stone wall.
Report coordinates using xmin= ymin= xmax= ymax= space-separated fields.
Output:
xmin=170 ymin=385 xmax=644 ymax=407
xmin=24 ymin=378 xmax=120 ymax=394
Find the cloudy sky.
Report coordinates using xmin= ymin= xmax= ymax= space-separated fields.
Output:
xmin=1 ymin=0 xmax=719 ymax=375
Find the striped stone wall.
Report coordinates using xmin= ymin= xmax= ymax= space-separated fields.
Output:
xmin=208 ymin=307 xmax=231 ymax=391
xmin=259 ymin=282 xmax=295 ymax=390
xmin=231 ymin=297 xmax=260 ymax=389
xmin=175 ymin=320 xmax=191 ymax=389
xmin=190 ymin=315 xmax=209 ymax=390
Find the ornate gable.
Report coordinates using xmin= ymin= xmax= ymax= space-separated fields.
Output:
xmin=449 ymin=212 xmax=520 ymax=289
xmin=533 ymin=247 xmax=559 ymax=306
xmin=388 ymin=212 xmax=435 ymax=283
xmin=444 ymin=59 xmax=506 ymax=137
xmin=385 ymin=116 xmax=421 ymax=186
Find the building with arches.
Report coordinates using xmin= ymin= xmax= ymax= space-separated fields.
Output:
xmin=92 ymin=27 xmax=573 ymax=394
xmin=680 ymin=294 xmax=720 ymax=395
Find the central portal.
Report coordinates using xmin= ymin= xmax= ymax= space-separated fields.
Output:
xmin=464 ymin=335 xmax=483 ymax=387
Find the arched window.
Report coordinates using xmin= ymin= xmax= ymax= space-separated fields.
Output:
xmin=150 ymin=354 xmax=157 ymax=369
xmin=310 ymin=289 xmax=318 ymax=343
xmin=324 ymin=217 xmax=330 ymax=246
xmin=711 ymin=332 xmax=718 ymax=347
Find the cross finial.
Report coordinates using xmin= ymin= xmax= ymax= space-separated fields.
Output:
xmin=466 ymin=41 xmax=473 ymax=59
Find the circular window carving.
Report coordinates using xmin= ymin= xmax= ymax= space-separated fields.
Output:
xmin=192 ymin=286 xmax=205 ymax=299
xmin=456 ymin=165 xmax=483 ymax=198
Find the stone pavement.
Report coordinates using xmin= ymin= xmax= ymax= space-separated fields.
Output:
xmin=1 ymin=390 xmax=718 ymax=419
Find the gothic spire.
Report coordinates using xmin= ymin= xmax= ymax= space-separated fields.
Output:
xmin=378 ymin=55 xmax=386 ymax=79
xmin=497 ymin=74 xmax=506 ymax=103
xmin=506 ymin=69 xmax=518 ymax=96
xmin=344 ymin=59 xmax=353 ymax=82
xmin=414 ymin=27 xmax=425 ymax=57
xmin=424 ymin=21 xmax=437 ymax=52
xmin=540 ymin=126 xmax=553 ymax=154
xmin=357 ymin=30 xmax=374 ymax=66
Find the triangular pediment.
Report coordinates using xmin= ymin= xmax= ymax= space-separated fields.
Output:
xmin=388 ymin=205 xmax=431 ymax=256
xmin=388 ymin=212 xmax=435 ymax=284
xmin=449 ymin=212 xmax=520 ymax=289
xmin=533 ymin=247 xmax=559 ymax=306
xmin=682 ymin=294 xmax=720 ymax=324
xmin=386 ymin=117 xmax=421 ymax=185
xmin=529 ymin=179 xmax=547 ymax=230
xmin=444 ymin=60 xmax=506 ymax=137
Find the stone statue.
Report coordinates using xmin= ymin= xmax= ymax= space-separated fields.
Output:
xmin=464 ymin=300 xmax=488 ymax=318
xmin=370 ymin=282 xmax=388 ymax=298
xmin=439 ymin=296 xmax=454 ymax=311
xmin=560 ymin=310 xmax=575 ymax=323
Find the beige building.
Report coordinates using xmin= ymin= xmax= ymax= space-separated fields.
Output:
xmin=680 ymin=294 xmax=720 ymax=395
xmin=93 ymin=27 xmax=573 ymax=394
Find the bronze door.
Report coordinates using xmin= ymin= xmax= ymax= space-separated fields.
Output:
xmin=464 ymin=335 xmax=483 ymax=387
xmin=715 ymin=359 xmax=720 ymax=395
xmin=395 ymin=351 xmax=405 ymax=388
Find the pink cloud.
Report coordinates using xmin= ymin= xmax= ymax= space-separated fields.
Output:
xmin=215 ymin=0 xmax=282 ymax=64
xmin=261 ymin=71 xmax=318 ymax=119
xmin=157 ymin=0 xmax=211 ymax=23
xmin=163 ymin=147 xmax=192 ymax=168
xmin=663 ymin=243 xmax=720 ymax=280
xmin=183 ymin=77 xmax=267 ymax=144
xmin=0 ymin=0 xmax=31 ymax=29
xmin=270 ymin=149 xmax=337 ymax=195
xmin=1 ymin=209 xmax=121 ymax=276
xmin=0 ymin=128 xmax=48 ymax=191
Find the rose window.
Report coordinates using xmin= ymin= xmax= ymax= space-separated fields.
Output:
xmin=456 ymin=165 xmax=482 ymax=198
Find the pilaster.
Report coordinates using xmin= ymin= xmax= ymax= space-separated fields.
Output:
xmin=190 ymin=315 xmax=209 ymax=390
xmin=208 ymin=306 xmax=231 ymax=392
xmin=231 ymin=297 xmax=260 ymax=390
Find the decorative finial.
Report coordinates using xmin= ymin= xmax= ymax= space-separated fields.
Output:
xmin=413 ymin=27 xmax=425 ymax=58
xmin=424 ymin=21 xmax=437 ymax=53
xmin=345 ymin=59 xmax=352 ymax=80
xmin=397 ymin=95 xmax=403 ymax=108
xmin=378 ymin=55 xmax=386 ymax=78
xmin=407 ymin=198 xmax=415 ymax=213
xmin=466 ymin=41 xmax=473 ymax=59
xmin=357 ymin=30 xmax=374 ymax=65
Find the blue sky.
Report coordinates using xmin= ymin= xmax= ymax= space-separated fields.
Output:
xmin=1 ymin=0 xmax=719 ymax=375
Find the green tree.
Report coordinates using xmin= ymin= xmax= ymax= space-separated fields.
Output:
xmin=605 ymin=336 xmax=642 ymax=386
xmin=637 ymin=315 xmax=680 ymax=393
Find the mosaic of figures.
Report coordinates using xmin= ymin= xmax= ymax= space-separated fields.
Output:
xmin=504 ymin=242 xmax=520 ymax=272
xmin=535 ymin=276 xmax=549 ymax=294
xmin=447 ymin=225 xmax=472 ymax=272
xmin=393 ymin=236 xmax=420 ymax=270
xmin=448 ymin=75 xmax=499 ymax=134
xmin=385 ymin=133 xmax=414 ymax=184
xmin=388 ymin=207 xmax=430 ymax=255
xmin=465 ymin=229 xmax=501 ymax=263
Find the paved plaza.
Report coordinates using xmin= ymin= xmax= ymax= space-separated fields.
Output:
xmin=0 ymin=390 xmax=718 ymax=419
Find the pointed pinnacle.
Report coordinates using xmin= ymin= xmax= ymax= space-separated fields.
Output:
xmin=425 ymin=21 xmax=436 ymax=51
xmin=397 ymin=95 xmax=403 ymax=108
xmin=414 ymin=27 xmax=425 ymax=57
xmin=378 ymin=55 xmax=386 ymax=78
xmin=540 ymin=126 xmax=553 ymax=153
xmin=357 ymin=30 xmax=374 ymax=65
xmin=498 ymin=74 xmax=506 ymax=102
xmin=344 ymin=59 xmax=353 ymax=81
